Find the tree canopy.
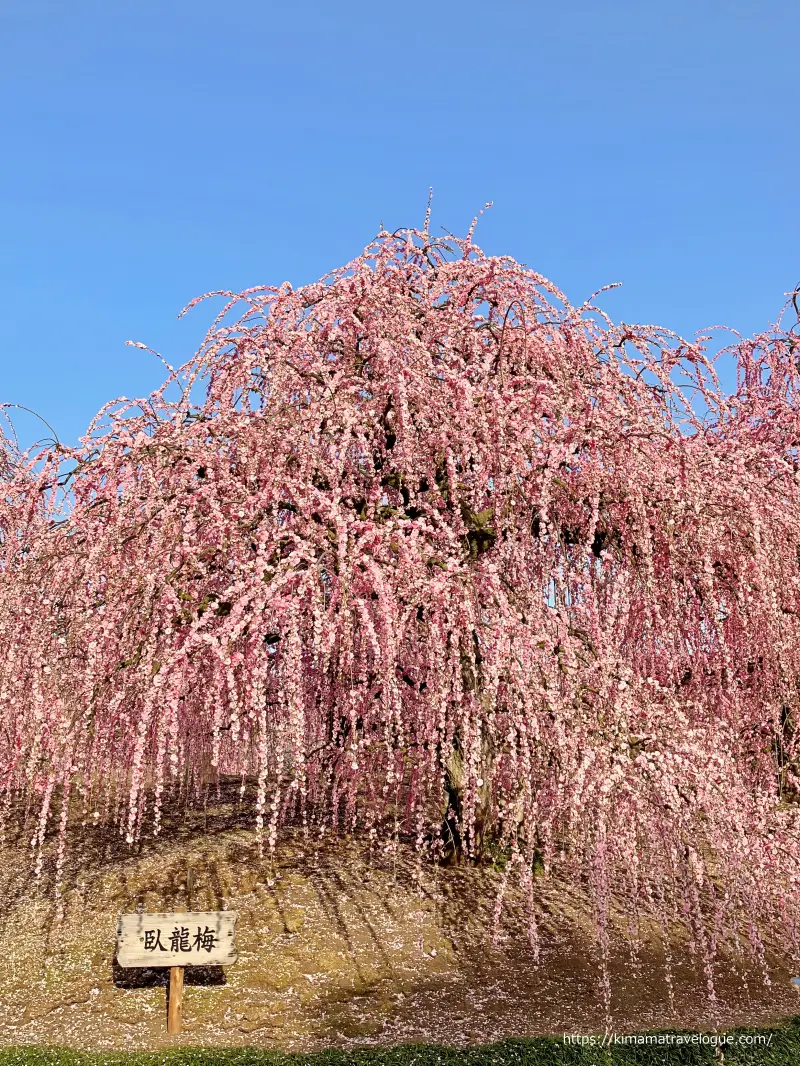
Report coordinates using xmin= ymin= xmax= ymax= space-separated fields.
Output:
xmin=3 ymin=227 xmax=800 ymax=1000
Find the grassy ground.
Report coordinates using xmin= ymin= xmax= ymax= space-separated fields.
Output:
xmin=0 ymin=1021 xmax=798 ymax=1065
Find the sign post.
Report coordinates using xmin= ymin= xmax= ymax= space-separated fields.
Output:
xmin=166 ymin=864 xmax=193 ymax=1035
xmin=116 ymin=909 xmax=237 ymax=1034
xmin=168 ymin=964 xmax=184 ymax=1035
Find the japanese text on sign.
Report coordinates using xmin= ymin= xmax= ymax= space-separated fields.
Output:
xmin=116 ymin=911 xmax=237 ymax=968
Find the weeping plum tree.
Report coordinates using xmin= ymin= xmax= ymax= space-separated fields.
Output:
xmin=3 ymin=225 xmax=800 ymax=995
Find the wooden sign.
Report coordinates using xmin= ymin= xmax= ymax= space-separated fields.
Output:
xmin=116 ymin=911 xmax=238 ymax=968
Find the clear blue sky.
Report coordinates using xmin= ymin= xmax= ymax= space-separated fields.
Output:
xmin=1 ymin=0 xmax=797 ymax=447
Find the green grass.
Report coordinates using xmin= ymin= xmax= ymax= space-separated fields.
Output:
xmin=2 ymin=1021 xmax=799 ymax=1066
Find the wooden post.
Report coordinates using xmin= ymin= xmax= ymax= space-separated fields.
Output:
xmin=167 ymin=965 xmax=184 ymax=1034
xmin=166 ymin=863 xmax=193 ymax=1036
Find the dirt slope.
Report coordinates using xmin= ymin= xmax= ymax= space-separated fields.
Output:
xmin=0 ymin=790 xmax=798 ymax=1052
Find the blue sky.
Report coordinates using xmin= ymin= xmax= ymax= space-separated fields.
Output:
xmin=1 ymin=0 xmax=797 ymax=447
